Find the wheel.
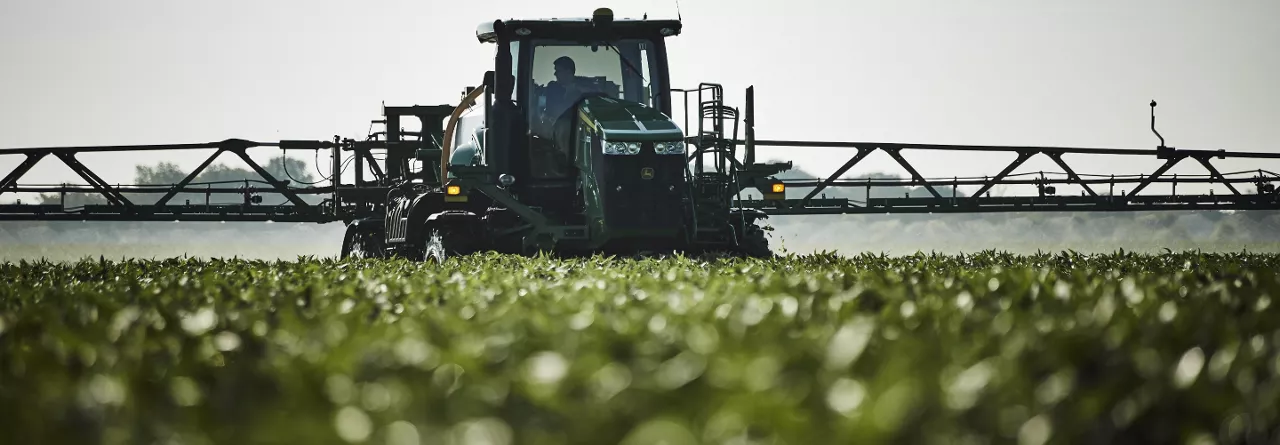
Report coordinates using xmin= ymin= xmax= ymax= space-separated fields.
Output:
xmin=422 ymin=228 xmax=447 ymax=264
xmin=421 ymin=226 xmax=469 ymax=264
xmin=341 ymin=224 xmax=385 ymax=259
xmin=738 ymin=223 xmax=773 ymax=259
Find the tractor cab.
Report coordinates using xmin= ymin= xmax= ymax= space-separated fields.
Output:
xmin=465 ymin=8 xmax=688 ymax=239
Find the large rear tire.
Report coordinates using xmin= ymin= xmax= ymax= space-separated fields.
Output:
xmin=739 ymin=223 xmax=774 ymax=259
xmin=341 ymin=224 xmax=385 ymax=259
xmin=423 ymin=228 xmax=446 ymax=264
xmin=422 ymin=227 xmax=468 ymax=264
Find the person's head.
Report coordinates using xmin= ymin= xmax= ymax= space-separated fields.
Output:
xmin=553 ymin=56 xmax=576 ymax=83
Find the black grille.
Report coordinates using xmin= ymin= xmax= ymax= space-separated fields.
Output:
xmin=601 ymin=142 xmax=685 ymax=231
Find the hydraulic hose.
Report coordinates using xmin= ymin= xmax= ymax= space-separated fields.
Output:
xmin=441 ymin=87 xmax=486 ymax=182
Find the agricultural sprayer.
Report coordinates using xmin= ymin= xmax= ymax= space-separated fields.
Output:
xmin=3 ymin=8 xmax=1278 ymax=260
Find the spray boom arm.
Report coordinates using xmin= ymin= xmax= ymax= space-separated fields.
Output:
xmin=1 ymin=90 xmax=1278 ymax=222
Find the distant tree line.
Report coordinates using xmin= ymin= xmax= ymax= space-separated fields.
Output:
xmin=36 ymin=155 xmax=323 ymax=208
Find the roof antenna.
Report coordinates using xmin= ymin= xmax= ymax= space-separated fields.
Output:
xmin=675 ymin=0 xmax=682 ymax=21
xmin=1150 ymin=100 xmax=1169 ymax=150
xmin=1150 ymin=100 xmax=1180 ymax=160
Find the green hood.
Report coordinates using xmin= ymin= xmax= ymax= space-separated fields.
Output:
xmin=580 ymin=96 xmax=684 ymax=142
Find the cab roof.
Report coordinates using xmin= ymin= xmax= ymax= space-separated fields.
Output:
xmin=475 ymin=17 xmax=682 ymax=43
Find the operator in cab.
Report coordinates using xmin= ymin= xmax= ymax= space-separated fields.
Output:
xmin=529 ymin=55 xmax=587 ymax=177
xmin=542 ymin=56 xmax=586 ymax=122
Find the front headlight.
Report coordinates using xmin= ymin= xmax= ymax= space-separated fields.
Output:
xmin=654 ymin=141 xmax=685 ymax=155
xmin=604 ymin=141 xmax=641 ymax=155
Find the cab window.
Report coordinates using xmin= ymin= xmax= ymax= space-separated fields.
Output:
xmin=527 ymin=38 xmax=660 ymax=131
xmin=524 ymin=38 xmax=662 ymax=180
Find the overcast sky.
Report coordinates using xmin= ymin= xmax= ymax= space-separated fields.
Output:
xmin=2 ymin=0 xmax=1277 ymax=202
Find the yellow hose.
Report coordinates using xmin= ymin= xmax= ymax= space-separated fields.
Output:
xmin=440 ymin=87 xmax=486 ymax=182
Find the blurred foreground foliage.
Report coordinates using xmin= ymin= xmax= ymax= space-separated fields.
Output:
xmin=2 ymin=250 xmax=1279 ymax=444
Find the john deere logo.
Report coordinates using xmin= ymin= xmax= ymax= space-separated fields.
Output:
xmin=641 ymin=167 xmax=655 ymax=180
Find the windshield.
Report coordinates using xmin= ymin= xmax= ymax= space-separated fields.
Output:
xmin=527 ymin=38 xmax=661 ymax=129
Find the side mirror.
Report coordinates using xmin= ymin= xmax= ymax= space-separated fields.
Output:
xmin=483 ymin=71 xmax=495 ymax=90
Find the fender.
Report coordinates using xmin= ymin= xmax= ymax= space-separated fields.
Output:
xmin=403 ymin=193 xmax=440 ymax=247
xmin=426 ymin=210 xmax=479 ymax=225
xmin=418 ymin=210 xmax=480 ymax=247
xmin=347 ymin=217 xmax=384 ymax=231
xmin=404 ymin=192 xmax=477 ymax=247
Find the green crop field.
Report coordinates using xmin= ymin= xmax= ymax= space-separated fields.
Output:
xmin=2 ymin=251 xmax=1279 ymax=444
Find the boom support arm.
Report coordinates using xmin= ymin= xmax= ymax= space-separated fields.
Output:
xmin=735 ymin=139 xmax=1280 ymax=214
xmin=672 ymin=85 xmax=1280 ymax=216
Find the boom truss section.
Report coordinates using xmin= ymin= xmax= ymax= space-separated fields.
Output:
xmin=0 ymin=105 xmax=453 ymax=222
xmin=672 ymin=85 xmax=1280 ymax=216
xmin=0 ymin=139 xmax=343 ymax=222
xmin=741 ymin=140 xmax=1280 ymax=215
